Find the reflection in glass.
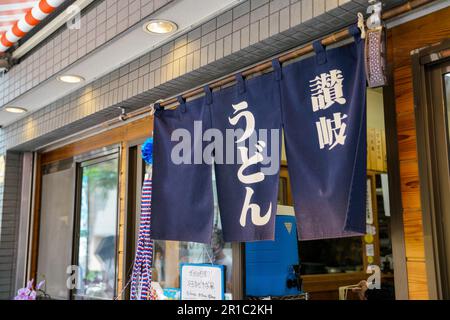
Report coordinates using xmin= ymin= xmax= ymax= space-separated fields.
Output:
xmin=298 ymin=238 xmax=363 ymax=275
xmin=152 ymin=220 xmax=233 ymax=293
xmin=278 ymin=165 xmax=363 ymax=275
xmin=37 ymin=164 xmax=74 ymax=299
xmin=74 ymin=157 xmax=119 ymax=299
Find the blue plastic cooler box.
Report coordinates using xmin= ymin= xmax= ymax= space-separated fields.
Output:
xmin=245 ymin=213 xmax=301 ymax=297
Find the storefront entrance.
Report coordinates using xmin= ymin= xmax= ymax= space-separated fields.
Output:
xmin=11 ymin=4 xmax=449 ymax=301
xmin=35 ymin=149 xmax=120 ymax=300
xmin=29 ymin=86 xmax=397 ymax=301
xmin=119 ymin=85 xmax=395 ymax=300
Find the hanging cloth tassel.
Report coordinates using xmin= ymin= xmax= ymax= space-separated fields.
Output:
xmin=364 ymin=1 xmax=387 ymax=88
xmin=130 ymin=138 xmax=154 ymax=300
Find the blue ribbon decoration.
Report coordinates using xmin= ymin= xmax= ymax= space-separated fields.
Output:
xmin=142 ymin=137 xmax=154 ymax=165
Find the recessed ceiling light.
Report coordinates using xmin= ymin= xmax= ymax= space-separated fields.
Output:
xmin=57 ymin=74 xmax=85 ymax=83
xmin=144 ymin=19 xmax=178 ymax=34
xmin=4 ymin=106 xmax=28 ymax=114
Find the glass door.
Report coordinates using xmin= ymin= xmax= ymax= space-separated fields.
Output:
xmin=37 ymin=159 xmax=75 ymax=300
xmin=125 ymin=143 xmax=243 ymax=300
xmin=428 ymin=61 xmax=450 ymax=299
xmin=415 ymin=52 xmax=450 ymax=299
xmin=72 ymin=152 xmax=120 ymax=300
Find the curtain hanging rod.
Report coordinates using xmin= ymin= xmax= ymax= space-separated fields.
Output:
xmin=113 ymin=0 xmax=435 ymax=123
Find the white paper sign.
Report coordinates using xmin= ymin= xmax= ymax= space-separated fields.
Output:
xmin=181 ymin=264 xmax=224 ymax=300
xmin=381 ymin=174 xmax=391 ymax=217
xmin=366 ymin=224 xmax=377 ymax=236
xmin=366 ymin=244 xmax=375 ymax=257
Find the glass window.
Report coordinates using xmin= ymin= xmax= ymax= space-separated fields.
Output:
xmin=278 ymin=166 xmax=364 ymax=275
xmin=274 ymin=88 xmax=395 ymax=277
xmin=73 ymin=155 xmax=119 ymax=300
xmin=377 ymin=174 xmax=394 ymax=274
xmin=149 ymin=166 xmax=234 ymax=299
xmin=298 ymin=239 xmax=363 ymax=275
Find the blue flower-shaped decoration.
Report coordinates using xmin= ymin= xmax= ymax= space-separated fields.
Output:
xmin=142 ymin=137 xmax=154 ymax=165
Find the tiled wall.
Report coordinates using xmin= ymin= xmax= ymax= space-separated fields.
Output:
xmin=0 ymin=0 xmax=408 ymax=299
xmin=0 ymin=152 xmax=22 ymax=299
xmin=0 ymin=0 xmax=380 ymax=152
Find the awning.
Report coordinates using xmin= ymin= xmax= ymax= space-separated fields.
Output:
xmin=0 ymin=0 xmax=65 ymax=53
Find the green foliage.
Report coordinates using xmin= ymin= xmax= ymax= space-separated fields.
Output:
xmin=83 ymin=159 xmax=118 ymax=201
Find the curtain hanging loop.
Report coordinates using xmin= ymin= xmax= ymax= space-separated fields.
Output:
xmin=271 ymin=59 xmax=282 ymax=81
xmin=150 ymin=99 xmax=164 ymax=115
xmin=204 ymin=85 xmax=213 ymax=105
xmin=348 ymin=23 xmax=363 ymax=42
xmin=153 ymin=101 xmax=164 ymax=118
xmin=235 ymin=73 xmax=246 ymax=94
xmin=177 ymin=96 xmax=186 ymax=119
xmin=312 ymin=40 xmax=327 ymax=65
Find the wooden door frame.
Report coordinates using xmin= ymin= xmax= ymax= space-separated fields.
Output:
xmin=412 ymin=39 xmax=450 ymax=300
xmin=382 ymin=67 xmax=410 ymax=300
xmin=71 ymin=148 xmax=121 ymax=300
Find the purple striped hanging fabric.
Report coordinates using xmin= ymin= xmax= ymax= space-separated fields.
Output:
xmin=130 ymin=178 xmax=154 ymax=300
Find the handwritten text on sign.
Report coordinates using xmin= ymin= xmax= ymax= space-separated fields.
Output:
xmin=181 ymin=264 xmax=224 ymax=300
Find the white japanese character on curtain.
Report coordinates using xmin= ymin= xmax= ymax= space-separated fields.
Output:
xmin=229 ymin=101 xmax=272 ymax=228
xmin=310 ymin=69 xmax=347 ymax=112
xmin=315 ymin=112 xmax=348 ymax=150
